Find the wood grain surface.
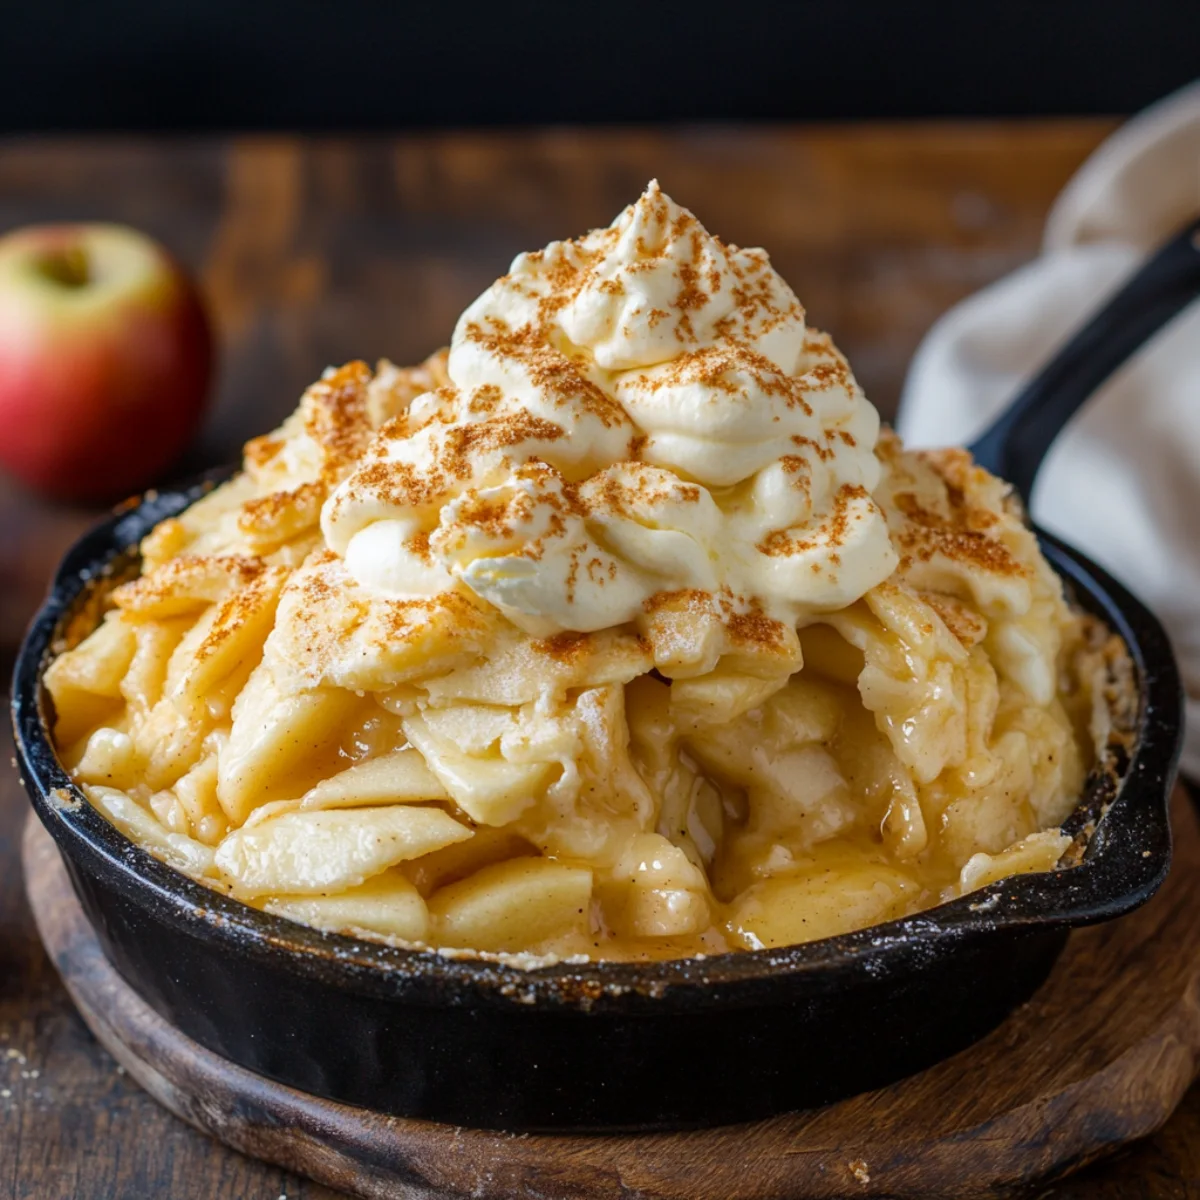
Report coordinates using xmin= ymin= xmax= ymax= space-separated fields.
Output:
xmin=19 ymin=783 xmax=1200 ymax=1200
xmin=7 ymin=122 xmax=1199 ymax=1199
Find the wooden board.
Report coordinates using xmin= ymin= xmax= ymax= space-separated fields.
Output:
xmin=21 ymin=783 xmax=1200 ymax=1200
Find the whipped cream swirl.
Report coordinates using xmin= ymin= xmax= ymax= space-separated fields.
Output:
xmin=321 ymin=182 xmax=897 ymax=640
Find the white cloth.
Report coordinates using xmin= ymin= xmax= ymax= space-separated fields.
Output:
xmin=898 ymin=82 xmax=1200 ymax=778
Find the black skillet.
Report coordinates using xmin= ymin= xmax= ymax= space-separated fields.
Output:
xmin=10 ymin=219 xmax=1199 ymax=1132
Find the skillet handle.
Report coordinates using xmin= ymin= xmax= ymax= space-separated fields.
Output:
xmin=968 ymin=215 xmax=1200 ymax=506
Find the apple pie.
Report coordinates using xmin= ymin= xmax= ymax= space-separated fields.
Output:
xmin=45 ymin=184 xmax=1128 ymax=964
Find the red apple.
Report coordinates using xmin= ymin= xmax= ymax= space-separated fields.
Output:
xmin=0 ymin=223 xmax=213 ymax=503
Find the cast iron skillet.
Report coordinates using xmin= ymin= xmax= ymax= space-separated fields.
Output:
xmin=11 ymin=219 xmax=1199 ymax=1132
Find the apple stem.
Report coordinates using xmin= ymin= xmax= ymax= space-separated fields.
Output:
xmin=37 ymin=246 xmax=91 ymax=288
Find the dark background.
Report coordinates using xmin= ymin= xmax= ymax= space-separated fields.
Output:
xmin=5 ymin=0 xmax=1200 ymax=130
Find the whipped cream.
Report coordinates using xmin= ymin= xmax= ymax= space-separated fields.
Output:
xmin=322 ymin=182 xmax=897 ymax=642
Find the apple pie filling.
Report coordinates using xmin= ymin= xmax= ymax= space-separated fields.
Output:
xmin=44 ymin=186 xmax=1126 ymax=965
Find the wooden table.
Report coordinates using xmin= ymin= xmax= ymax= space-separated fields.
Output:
xmin=3 ymin=122 xmax=1197 ymax=1199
